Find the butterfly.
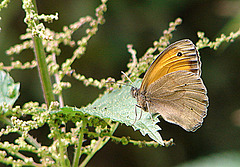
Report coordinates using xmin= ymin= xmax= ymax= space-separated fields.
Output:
xmin=131 ymin=39 xmax=209 ymax=132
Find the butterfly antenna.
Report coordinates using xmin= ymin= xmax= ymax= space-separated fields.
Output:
xmin=121 ymin=71 xmax=134 ymax=86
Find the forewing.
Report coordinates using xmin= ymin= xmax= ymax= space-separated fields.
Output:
xmin=140 ymin=39 xmax=201 ymax=92
xmin=146 ymin=71 xmax=208 ymax=132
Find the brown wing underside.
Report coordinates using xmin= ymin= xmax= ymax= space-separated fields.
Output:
xmin=140 ymin=39 xmax=201 ymax=92
xmin=146 ymin=71 xmax=208 ymax=132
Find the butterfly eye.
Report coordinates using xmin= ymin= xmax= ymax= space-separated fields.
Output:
xmin=177 ymin=52 xmax=182 ymax=57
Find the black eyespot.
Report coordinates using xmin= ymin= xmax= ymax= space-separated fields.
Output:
xmin=177 ymin=52 xmax=182 ymax=56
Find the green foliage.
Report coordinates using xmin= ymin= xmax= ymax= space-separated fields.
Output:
xmin=55 ymin=79 xmax=163 ymax=145
xmin=0 ymin=0 xmax=240 ymax=166
xmin=0 ymin=70 xmax=20 ymax=106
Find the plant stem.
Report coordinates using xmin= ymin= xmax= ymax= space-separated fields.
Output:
xmin=80 ymin=122 xmax=119 ymax=167
xmin=0 ymin=116 xmax=41 ymax=148
xmin=0 ymin=116 xmax=43 ymax=166
xmin=14 ymin=152 xmax=43 ymax=167
xmin=79 ymin=138 xmax=105 ymax=167
xmin=72 ymin=120 xmax=86 ymax=167
xmin=52 ymin=53 xmax=64 ymax=107
xmin=33 ymin=36 xmax=55 ymax=107
xmin=58 ymin=134 xmax=67 ymax=167
xmin=32 ymin=0 xmax=55 ymax=107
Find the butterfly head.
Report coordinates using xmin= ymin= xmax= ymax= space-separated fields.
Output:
xmin=130 ymin=86 xmax=139 ymax=99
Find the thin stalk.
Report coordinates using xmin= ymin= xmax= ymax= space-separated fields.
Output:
xmin=0 ymin=116 xmax=55 ymax=165
xmin=14 ymin=152 xmax=42 ymax=167
xmin=58 ymin=135 xmax=67 ymax=167
xmin=0 ymin=116 xmax=44 ymax=166
xmin=80 ymin=122 xmax=119 ymax=167
xmin=52 ymin=53 xmax=64 ymax=107
xmin=79 ymin=138 xmax=105 ymax=167
xmin=0 ymin=116 xmax=41 ymax=148
xmin=72 ymin=120 xmax=86 ymax=167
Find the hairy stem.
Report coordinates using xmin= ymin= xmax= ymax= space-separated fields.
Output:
xmin=0 ymin=116 xmax=41 ymax=148
xmin=32 ymin=0 xmax=55 ymax=106
xmin=58 ymin=134 xmax=67 ymax=167
xmin=52 ymin=53 xmax=64 ymax=107
xmin=33 ymin=36 xmax=55 ymax=106
xmin=72 ymin=120 xmax=86 ymax=167
xmin=80 ymin=122 xmax=119 ymax=167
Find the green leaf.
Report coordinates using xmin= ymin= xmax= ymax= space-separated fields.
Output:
xmin=58 ymin=79 xmax=164 ymax=145
xmin=0 ymin=70 xmax=20 ymax=106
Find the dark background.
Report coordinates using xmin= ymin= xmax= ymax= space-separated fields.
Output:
xmin=1 ymin=0 xmax=240 ymax=166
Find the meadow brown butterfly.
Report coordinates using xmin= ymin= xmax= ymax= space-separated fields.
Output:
xmin=131 ymin=39 xmax=209 ymax=132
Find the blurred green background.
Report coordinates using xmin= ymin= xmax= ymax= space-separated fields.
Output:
xmin=1 ymin=0 xmax=240 ymax=166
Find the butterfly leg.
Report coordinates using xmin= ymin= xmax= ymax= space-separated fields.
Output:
xmin=146 ymin=101 xmax=154 ymax=122
xmin=130 ymin=105 xmax=138 ymax=125
xmin=131 ymin=104 xmax=143 ymax=125
xmin=136 ymin=104 xmax=143 ymax=121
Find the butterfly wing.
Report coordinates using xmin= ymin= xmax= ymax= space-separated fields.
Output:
xmin=145 ymin=71 xmax=208 ymax=132
xmin=140 ymin=39 xmax=201 ymax=92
